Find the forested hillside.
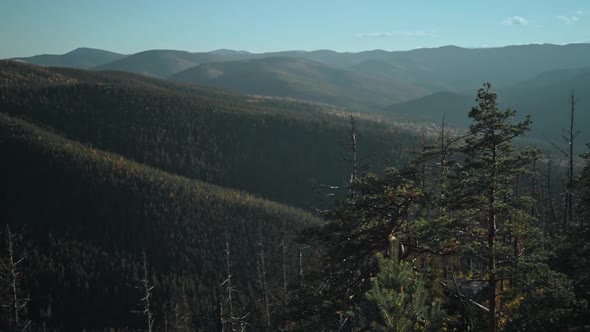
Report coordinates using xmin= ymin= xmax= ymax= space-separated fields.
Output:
xmin=170 ymin=57 xmax=429 ymax=108
xmin=1 ymin=52 xmax=589 ymax=332
xmin=0 ymin=61 xmax=421 ymax=208
xmin=0 ymin=61 xmax=433 ymax=331
xmin=10 ymin=43 xmax=590 ymax=108
xmin=0 ymin=112 xmax=320 ymax=330
xmin=5 ymin=0 xmax=590 ymax=330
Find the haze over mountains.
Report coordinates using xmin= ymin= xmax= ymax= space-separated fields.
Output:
xmin=10 ymin=43 xmax=590 ymax=121
xmin=170 ymin=57 xmax=430 ymax=108
xmin=385 ymin=66 xmax=590 ymax=143
xmin=2 ymin=42 xmax=590 ymax=330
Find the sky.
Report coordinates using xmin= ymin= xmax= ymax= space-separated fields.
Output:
xmin=1 ymin=0 xmax=590 ymax=58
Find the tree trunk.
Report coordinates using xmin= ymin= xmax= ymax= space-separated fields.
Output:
xmin=280 ymin=234 xmax=289 ymax=331
xmin=257 ymin=237 xmax=271 ymax=330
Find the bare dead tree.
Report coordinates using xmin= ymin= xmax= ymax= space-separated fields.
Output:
xmin=298 ymin=245 xmax=304 ymax=290
xmin=256 ymin=233 xmax=271 ymax=330
xmin=0 ymin=225 xmax=31 ymax=332
xmin=545 ymin=155 xmax=558 ymax=225
xmin=132 ymin=249 xmax=154 ymax=332
xmin=419 ymin=127 xmax=428 ymax=191
xmin=309 ymin=114 xmax=374 ymax=208
xmin=296 ymin=244 xmax=310 ymax=330
xmin=415 ymin=114 xmax=463 ymax=218
xmin=550 ymin=93 xmax=580 ymax=225
xmin=349 ymin=114 xmax=358 ymax=185
xmin=220 ymin=233 xmax=250 ymax=331
xmin=221 ymin=235 xmax=235 ymax=332
xmin=280 ymin=232 xmax=288 ymax=331
xmin=164 ymin=312 xmax=169 ymax=332
xmin=217 ymin=295 xmax=224 ymax=332
xmin=171 ymin=292 xmax=192 ymax=332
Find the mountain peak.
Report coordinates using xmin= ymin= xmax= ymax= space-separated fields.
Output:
xmin=209 ymin=49 xmax=251 ymax=56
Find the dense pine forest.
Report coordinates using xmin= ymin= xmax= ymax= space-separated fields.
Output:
xmin=0 ymin=60 xmax=589 ymax=332
xmin=0 ymin=61 xmax=419 ymax=208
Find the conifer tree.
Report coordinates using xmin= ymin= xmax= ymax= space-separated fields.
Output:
xmin=451 ymin=83 xmax=567 ymax=331
xmin=366 ymin=239 xmax=445 ymax=332
xmin=300 ymin=165 xmax=451 ymax=330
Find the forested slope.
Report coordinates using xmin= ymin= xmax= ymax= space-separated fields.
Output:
xmin=170 ymin=57 xmax=429 ymax=108
xmin=0 ymin=113 xmax=319 ymax=330
xmin=0 ymin=61 xmax=421 ymax=208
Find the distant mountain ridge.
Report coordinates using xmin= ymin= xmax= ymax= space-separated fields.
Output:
xmin=93 ymin=49 xmax=230 ymax=77
xmin=209 ymin=49 xmax=251 ymax=55
xmin=170 ymin=56 xmax=430 ymax=107
xmin=11 ymin=47 xmax=126 ymax=69
xmin=384 ymin=66 xmax=590 ymax=144
xmin=6 ymin=43 xmax=590 ymax=113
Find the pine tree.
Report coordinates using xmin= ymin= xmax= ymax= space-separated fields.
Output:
xmin=449 ymin=83 xmax=578 ymax=331
xmin=365 ymin=239 xmax=445 ymax=332
xmin=300 ymin=166 xmax=451 ymax=330
xmin=452 ymin=83 xmax=539 ymax=331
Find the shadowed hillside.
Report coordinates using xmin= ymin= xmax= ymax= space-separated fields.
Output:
xmin=0 ymin=112 xmax=320 ymax=330
xmin=0 ymin=61 xmax=421 ymax=209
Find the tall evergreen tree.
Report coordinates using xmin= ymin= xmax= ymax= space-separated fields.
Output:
xmin=451 ymin=83 xmax=539 ymax=332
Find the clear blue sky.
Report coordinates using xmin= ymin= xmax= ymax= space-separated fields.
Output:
xmin=1 ymin=0 xmax=589 ymax=58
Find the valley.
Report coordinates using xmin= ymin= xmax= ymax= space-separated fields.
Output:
xmin=2 ymin=40 xmax=590 ymax=331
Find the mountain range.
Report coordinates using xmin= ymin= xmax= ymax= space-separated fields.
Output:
xmin=385 ymin=66 xmax=590 ymax=144
xmin=170 ymin=57 xmax=429 ymax=108
xmin=9 ymin=44 xmax=590 ymax=120
xmin=2 ymin=42 xmax=590 ymax=329
xmin=11 ymin=47 xmax=126 ymax=69
xmin=8 ymin=43 xmax=590 ymax=148
xmin=9 ymin=43 xmax=590 ymax=110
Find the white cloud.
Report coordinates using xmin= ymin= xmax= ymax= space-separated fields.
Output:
xmin=502 ymin=16 xmax=529 ymax=26
xmin=557 ymin=15 xmax=580 ymax=24
xmin=356 ymin=30 xmax=437 ymax=38
xmin=576 ymin=10 xmax=584 ymax=15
